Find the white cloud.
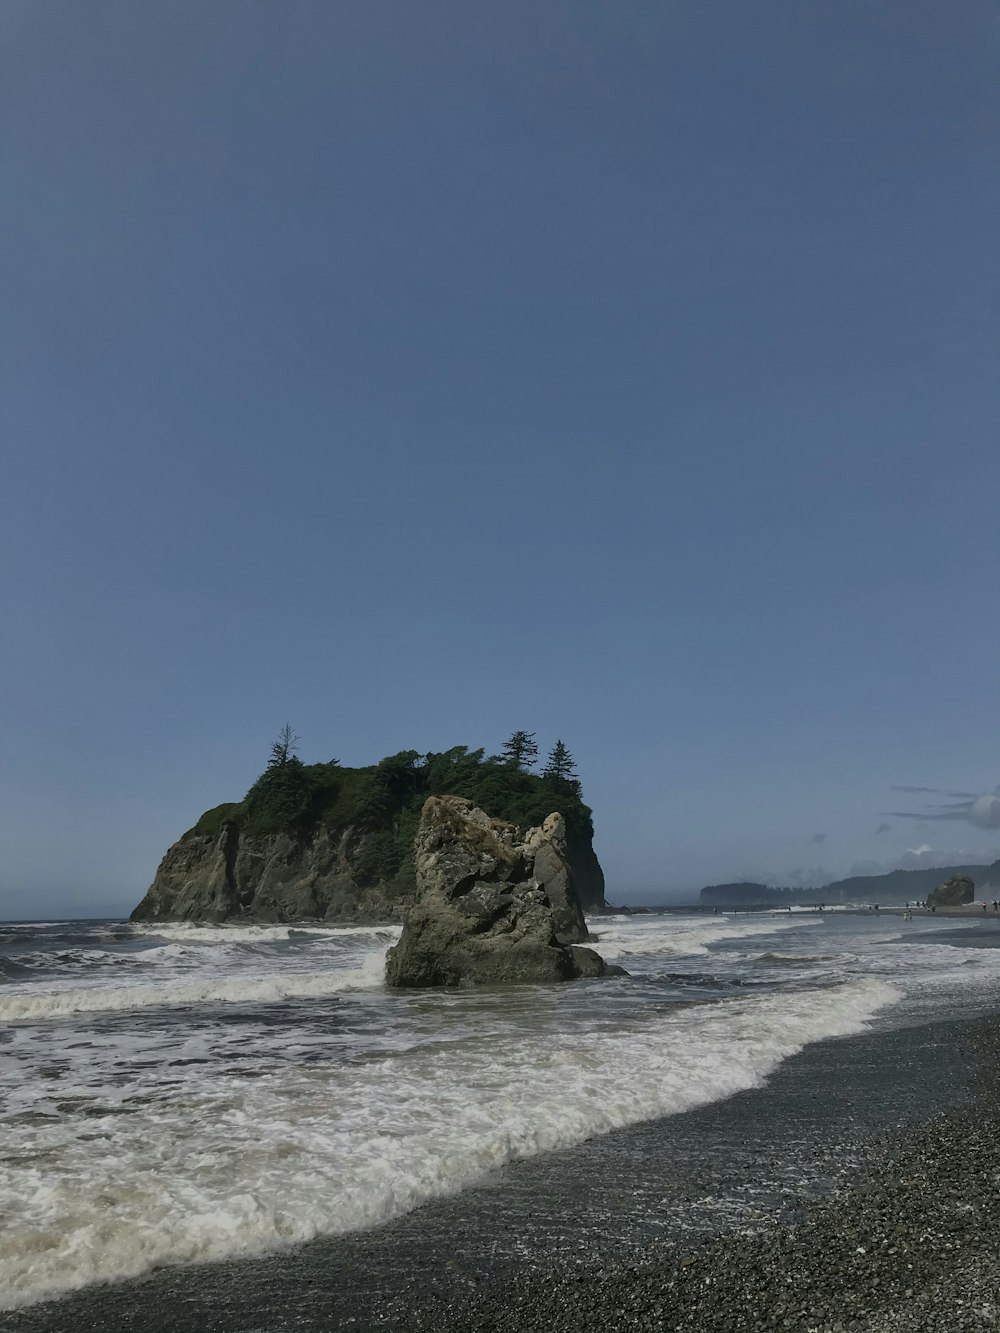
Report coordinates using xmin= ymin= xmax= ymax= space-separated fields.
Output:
xmin=896 ymin=844 xmax=995 ymax=870
xmin=850 ymin=846 xmax=1000 ymax=876
xmin=971 ymin=794 xmax=1000 ymax=829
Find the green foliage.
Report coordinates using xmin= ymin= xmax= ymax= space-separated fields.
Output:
xmin=201 ymin=736 xmax=593 ymax=891
xmin=268 ymin=724 xmax=299 ymax=769
xmin=351 ymin=829 xmax=404 ymax=888
xmin=422 ymin=746 xmax=486 ymax=794
xmin=243 ymin=756 xmax=316 ymax=837
xmin=188 ymin=802 xmax=243 ymax=840
xmin=373 ymin=751 xmax=422 ymax=801
xmin=500 ymin=730 xmax=539 ymax=771
xmin=542 ymin=739 xmax=582 ymax=802
xmin=543 ymin=739 xmax=577 ymax=784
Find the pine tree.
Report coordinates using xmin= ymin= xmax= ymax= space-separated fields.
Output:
xmin=500 ymin=730 xmax=539 ymax=771
xmin=268 ymin=724 xmax=299 ymax=769
xmin=543 ymin=739 xmax=578 ymax=788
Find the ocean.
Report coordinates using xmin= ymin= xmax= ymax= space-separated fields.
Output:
xmin=2 ymin=909 xmax=1000 ymax=1323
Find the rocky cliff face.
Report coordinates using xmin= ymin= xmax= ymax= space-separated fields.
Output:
xmin=385 ymin=797 xmax=607 ymax=987
xmin=130 ymin=822 xmax=408 ymax=924
xmin=564 ymin=825 xmax=607 ymax=913
xmin=927 ymin=874 xmax=975 ymax=908
xmin=131 ymin=803 xmax=607 ymax=925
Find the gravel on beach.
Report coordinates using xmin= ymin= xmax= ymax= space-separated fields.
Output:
xmin=391 ymin=1020 xmax=1000 ymax=1333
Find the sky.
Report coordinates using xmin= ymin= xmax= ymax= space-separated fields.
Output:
xmin=3 ymin=1 xmax=999 ymax=918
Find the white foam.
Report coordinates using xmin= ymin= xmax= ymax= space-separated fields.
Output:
xmin=129 ymin=922 xmax=385 ymax=943
xmin=0 ymin=955 xmax=387 ymax=1023
xmin=0 ymin=921 xmax=78 ymax=929
xmin=590 ymin=913 xmax=821 ymax=961
xmin=5 ymin=947 xmax=126 ymax=971
xmin=0 ymin=976 xmax=899 ymax=1311
xmin=132 ymin=943 xmax=192 ymax=962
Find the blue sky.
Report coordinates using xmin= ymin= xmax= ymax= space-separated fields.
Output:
xmin=3 ymin=1 xmax=999 ymax=918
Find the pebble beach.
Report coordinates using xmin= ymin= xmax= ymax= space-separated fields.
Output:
xmin=394 ymin=1018 xmax=1000 ymax=1333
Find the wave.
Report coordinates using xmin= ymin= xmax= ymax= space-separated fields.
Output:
xmin=0 ymin=958 xmax=31 ymax=979
xmin=754 ymin=951 xmax=835 ymax=964
xmin=0 ymin=930 xmax=131 ymax=949
xmin=131 ymin=943 xmax=193 ymax=963
xmin=0 ymin=976 xmax=899 ymax=1311
xmin=0 ymin=956 xmax=388 ymax=1023
xmin=592 ymin=914 xmax=821 ymax=960
xmin=0 ymin=949 xmax=125 ymax=979
xmin=129 ymin=922 xmax=398 ymax=944
xmin=0 ymin=921 xmax=79 ymax=929
xmin=0 ymin=944 xmax=204 ymax=976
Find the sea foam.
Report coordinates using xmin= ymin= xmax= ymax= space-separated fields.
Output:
xmin=0 ymin=976 xmax=899 ymax=1311
xmin=591 ymin=912 xmax=821 ymax=960
xmin=0 ymin=956 xmax=387 ymax=1022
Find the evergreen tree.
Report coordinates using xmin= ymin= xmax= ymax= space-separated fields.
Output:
xmin=245 ymin=728 xmax=312 ymax=835
xmin=543 ymin=739 xmax=578 ymax=789
xmin=500 ymin=730 xmax=539 ymax=771
xmin=268 ymin=724 xmax=299 ymax=769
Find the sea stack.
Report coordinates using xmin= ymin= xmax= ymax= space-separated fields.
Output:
xmin=927 ymin=874 xmax=975 ymax=908
xmin=385 ymin=796 xmax=607 ymax=987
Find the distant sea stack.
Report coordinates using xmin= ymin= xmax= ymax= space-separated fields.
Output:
xmin=385 ymin=797 xmax=608 ymax=987
xmin=700 ymin=861 xmax=1000 ymax=909
xmin=130 ymin=740 xmax=608 ymax=924
xmin=927 ymin=874 xmax=975 ymax=909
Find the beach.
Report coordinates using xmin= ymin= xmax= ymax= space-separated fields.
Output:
xmin=394 ymin=1019 xmax=1000 ymax=1333
xmin=3 ymin=913 xmax=1000 ymax=1331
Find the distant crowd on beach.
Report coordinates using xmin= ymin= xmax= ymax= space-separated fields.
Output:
xmin=874 ymin=899 xmax=1000 ymax=916
xmin=719 ymin=900 xmax=1000 ymax=917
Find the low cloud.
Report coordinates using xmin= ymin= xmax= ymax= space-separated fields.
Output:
xmin=887 ymin=785 xmax=1000 ymax=831
xmin=874 ymin=822 xmax=892 ymax=835
xmin=784 ymin=865 xmax=834 ymax=888
xmin=893 ymin=786 xmax=977 ymax=797
xmin=898 ymin=844 xmax=935 ymax=867
xmin=807 ymin=832 xmax=826 ymax=846
xmin=852 ymin=846 xmax=999 ymax=875
xmin=849 ymin=860 xmax=885 ymax=877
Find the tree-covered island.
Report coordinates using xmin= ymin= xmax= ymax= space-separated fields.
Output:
xmin=131 ymin=733 xmax=607 ymax=924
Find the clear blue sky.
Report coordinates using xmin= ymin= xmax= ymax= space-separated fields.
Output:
xmin=3 ymin=1 xmax=999 ymax=918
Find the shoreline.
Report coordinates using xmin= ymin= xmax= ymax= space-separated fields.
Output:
xmin=4 ymin=1009 xmax=979 ymax=1333
xmin=396 ymin=1019 xmax=1000 ymax=1333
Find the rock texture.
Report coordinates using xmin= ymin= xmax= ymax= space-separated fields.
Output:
xmin=385 ymin=797 xmax=607 ymax=987
xmin=130 ymin=824 xmax=406 ymax=924
xmin=131 ymin=806 xmax=608 ymax=927
xmin=927 ymin=873 xmax=975 ymax=908
xmin=563 ymin=826 xmax=607 ymax=914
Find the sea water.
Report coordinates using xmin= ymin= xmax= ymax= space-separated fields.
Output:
xmin=2 ymin=909 xmax=999 ymax=1312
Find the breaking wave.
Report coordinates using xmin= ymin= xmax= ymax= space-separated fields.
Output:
xmin=0 ymin=956 xmax=387 ymax=1023
xmin=0 ymin=976 xmax=899 ymax=1311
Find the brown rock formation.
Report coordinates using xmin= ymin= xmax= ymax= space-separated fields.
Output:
xmin=385 ymin=796 xmax=607 ymax=987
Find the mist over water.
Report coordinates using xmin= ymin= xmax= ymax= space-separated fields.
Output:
xmin=2 ymin=911 xmax=1000 ymax=1311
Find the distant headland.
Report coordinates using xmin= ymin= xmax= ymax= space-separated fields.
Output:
xmin=699 ymin=862 xmax=1000 ymax=909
